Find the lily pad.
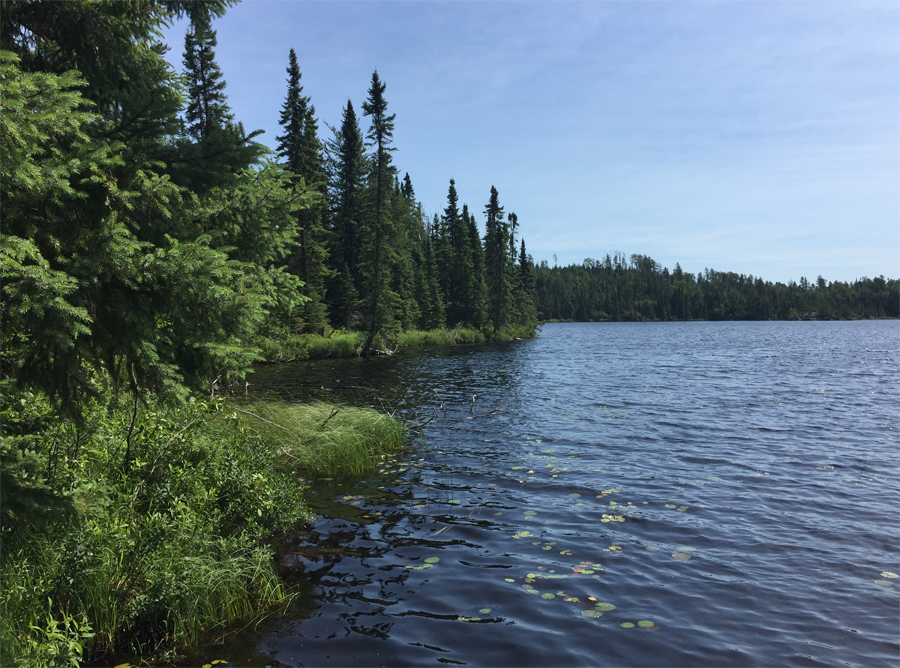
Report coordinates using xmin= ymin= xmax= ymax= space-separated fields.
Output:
xmin=621 ymin=622 xmax=635 ymax=628
xmin=880 ymin=572 xmax=899 ymax=579
xmin=637 ymin=620 xmax=655 ymax=628
xmin=675 ymin=547 xmax=696 ymax=552
xmin=479 ymin=608 xmax=491 ymax=614
xmin=672 ymin=552 xmax=692 ymax=560
xmin=523 ymin=510 xmax=537 ymax=516
xmin=594 ymin=602 xmax=616 ymax=611
xmin=504 ymin=578 xmax=515 ymax=583
xmin=424 ymin=557 xmax=440 ymax=564
xmin=582 ymin=610 xmax=603 ymax=618
xmin=541 ymin=593 xmax=556 ymax=599
xmin=874 ymin=580 xmax=894 ymax=587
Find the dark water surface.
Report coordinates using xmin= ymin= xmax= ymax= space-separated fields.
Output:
xmin=221 ymin=322 xmax=899 ymax=667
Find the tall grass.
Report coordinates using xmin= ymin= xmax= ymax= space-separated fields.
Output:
xmin=235 ymin=401 xmax=405 ymax=476
xmin=257 ymin=330 xmax=364 ymax=362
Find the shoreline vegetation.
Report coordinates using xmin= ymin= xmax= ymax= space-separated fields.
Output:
xmin=1 ymin=392 xmax=406 ymax=667
xmin=257 ymin=324 xmax=538 ymax=363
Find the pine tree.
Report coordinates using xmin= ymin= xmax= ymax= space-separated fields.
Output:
xmin=360 ymin=70 xmax=397 ymax=355
xmin=183 ymin=9 xmax=232 ymax=141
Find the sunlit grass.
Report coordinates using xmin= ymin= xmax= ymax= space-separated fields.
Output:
xmin=235 ymin=400 xmax=405 ymax=476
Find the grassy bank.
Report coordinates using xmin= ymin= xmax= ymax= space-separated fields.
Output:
xmin=258 ymin=324 xmax=538 ymax=363
xmin=0 ymin=392 xmax=404 ymax=667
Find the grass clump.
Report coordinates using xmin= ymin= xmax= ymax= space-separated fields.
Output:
xmin=235 ymin=400 xmax=405 ymax=476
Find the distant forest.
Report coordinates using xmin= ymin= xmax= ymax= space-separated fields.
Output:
xmin=533 ymin=254 xmax=899 ymax=322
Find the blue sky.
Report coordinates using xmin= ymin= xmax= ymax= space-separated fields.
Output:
xmin=161 ymin=1 xmax=899 ymax=284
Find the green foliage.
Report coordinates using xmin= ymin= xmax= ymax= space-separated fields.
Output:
xmin=0 ymin=394 xmax=314 ymax=666
xmin=19 ymin=600 xmax=94 ymax=668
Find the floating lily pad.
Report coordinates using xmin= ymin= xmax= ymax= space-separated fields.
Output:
xmin=479 ymin=608 xmax=491 ymax=614
xmin=424 ymin=557 xmax=440 ymax=564
xmin=594 ymin=602 xmax=616 ymax=611
xmin=637 ymin=620 xmax=655 ymax=628
xmin=621 ymin=622 xmax=635 ymax=628
xmin=570 ymin=493 xmax=581 ymax=498
xmin=541 ymin=593 xmax=556 ymax=599
xmin=645 ymin=546 xmax=658 ymax=551
xmin=880 ymin=572 xmax=899 ymax=579
xmin=523 ymin=510 xmax=537 ymax=516
xmin=665 ymin=504 xmax=676 ymax=509
xmin=675 ymin=547 xmax=696 ymax=552
xmin=874 ymin=580 xmax=894 ymax=587
xmin=582 ymin=610 xmax=603 ymax=618
xmin=511 ymin=466 xmax=525 ymax=471
xmin=504 ymin=578 xmax=515 ymax=583
xmin=672 ymin=553 xmax=692 ymax=560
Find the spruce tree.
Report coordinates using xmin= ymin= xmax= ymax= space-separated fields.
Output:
xmin=275 ymin=48 xmax=329 ymax=332
xmin=325 ymin=99 xmax=367 ymax=324
xmin=183 ymin=9 xmax=232 ymax=141
xmin=360 ymin=70 xmax=397 ymax=355
xmin=464 ymin=204 xmax=487 ymax=327
xmin=483 ymin=186 xmax=512 ymax=329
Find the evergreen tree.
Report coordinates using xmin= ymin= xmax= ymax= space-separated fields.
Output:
xmin=464 ymin=204 xmax=487 ymax=327
xmin=0 ymin=7 xmax=314 ymax=421
xmin=183 ymin=9 xmax=232 ymax=141
xmin=443 ymin=179 xmax=474 ymax=326
xmin=275 ymin=48 xmax=329 ymax=331
xmin=360 ymin=70 xmax=397 ymax=355
xmin=516 ymin=238 xmax=538 ymax=326
xmin=401 ymin=172 xmax=415 ymax=200
xmin=325 ymin=99 xmax=367 ymax=326
xmin=483 ymin=186 xmax=512 ymax=329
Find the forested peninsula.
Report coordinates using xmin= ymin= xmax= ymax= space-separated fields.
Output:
xmin=1 ymin=1 xmax=896 ymax=666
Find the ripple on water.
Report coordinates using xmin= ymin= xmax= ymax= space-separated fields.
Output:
xmin=200 ymin=322 xmax=900 ymax=668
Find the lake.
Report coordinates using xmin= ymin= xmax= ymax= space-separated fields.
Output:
xmin=215 ymin=321 xmax=899 ymax=667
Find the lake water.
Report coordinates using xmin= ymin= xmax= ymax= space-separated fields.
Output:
xmin=220 ymin=321 xmax=899 ymax=667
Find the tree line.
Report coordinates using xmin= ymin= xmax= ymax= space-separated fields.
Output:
xmin=1 ymin=1 xmax=538 ymax=421
xmin=535 ymin=254 xmax=899 ymax=322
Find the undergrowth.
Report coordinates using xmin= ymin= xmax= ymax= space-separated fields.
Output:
xmin=0 ymin=389 xmax=404 ymax=667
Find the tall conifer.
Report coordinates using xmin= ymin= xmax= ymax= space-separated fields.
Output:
xmin=483 ymin=186 xmax=511 ymax=329
xmin=275 ymin=48 xmax=329 ymax=331
xmin=360 ymin=70 xmax=397 ymax=355
xmin=183 ymin=9 xmax=232 ymax=141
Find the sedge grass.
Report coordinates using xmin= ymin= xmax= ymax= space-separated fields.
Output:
xmin=235 ymin=400 xmax=405 ymax=476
